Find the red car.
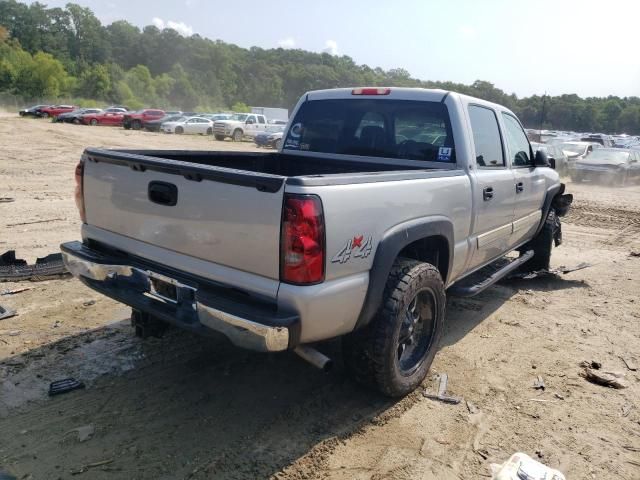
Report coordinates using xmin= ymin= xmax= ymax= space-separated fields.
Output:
xmin=122 ymin=109 xmax=165 ymax=130
xmin=38 ymin=105 xmax=76 ymax=118
xmin=82 ymin=111 xmax=125 ymax=126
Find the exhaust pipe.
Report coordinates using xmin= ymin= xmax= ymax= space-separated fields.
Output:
xmin=294 ymin=345 xmax=332 ymax=372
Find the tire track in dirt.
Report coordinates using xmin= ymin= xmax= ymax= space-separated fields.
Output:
xmin=564 ymin=203 xmax=640 ymax=230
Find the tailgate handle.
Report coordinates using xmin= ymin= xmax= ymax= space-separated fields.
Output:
xmin=148 ymin=181 xmax=178 ymax=206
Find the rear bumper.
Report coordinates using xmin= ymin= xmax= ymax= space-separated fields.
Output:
xmin=60 ymin=241 xmax=297 ymax=352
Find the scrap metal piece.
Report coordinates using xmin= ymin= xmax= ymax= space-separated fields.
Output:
xmin=49 ymin=378 xmax=85 ymax=396
xmin=423 ymin=373 xmax=462 ymax=405
xmin=0 ymin=304 xmax=17 ymax=320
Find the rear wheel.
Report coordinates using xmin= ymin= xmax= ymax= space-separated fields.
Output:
xmin=175 ymin=126 xmax=184 ymax=134
xmin=90 ymin=118 xmax=98 ymax=126
xmin=214 ymin=134 xmax=225 ymax=141
xmin=275 ymin=139 xmax=283 ymax=150
xmin=232 ymin=129 xmax=243 ymax=142
xmin=132 ymin=120 xmax=142 ymax=130
xmin=343 ymin=259 xmax=445 ymax=397
xmin=41 ymin=112 xmax=49 ymax=119
xmin=72 ymin=118 xmax=80 ymax=125
xmin=206 ymin=127 xmax=213 ymax=135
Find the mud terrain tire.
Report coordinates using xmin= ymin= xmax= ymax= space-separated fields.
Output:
xmin=343 ymin=258 xmax=445 ymax=397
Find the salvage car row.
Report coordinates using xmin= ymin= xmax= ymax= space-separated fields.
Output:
xmin=18 ymin=104 xmax=287 ymax=147
xmin=528 ymin=130 xmax=640 ymax=186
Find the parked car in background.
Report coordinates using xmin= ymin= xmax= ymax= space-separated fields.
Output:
xmin=56 ymin=108 xmax=103 ymax=124
xmin=19 ymin=105 xmax=50 ymax=117
xmin=38 ymin=105 xmax=76 ymax=118
xmin=202 ymin=113 xmax=232 ymax=122
xmin=254 ymin=125 xmax=285 ymax=148
xmin=560 ymin=141 xmax=599 ymax=166
xmin=165 ymin=111 xmax=182 ymax=116
xmin=250 ymin=106 xmax=288 ymax=122
xmin=81 ymin=111 xmax=126 ymax=126
xmin=161 ymin=116 xmax=214 ymax=135
xmin=213 ymin=113 xmax=269 ymax=141
xmin=571 ymin=148 xmax=640 ymax=185
xmin=123 ymin=109 xmax=165 ymax=130
xmin=581 ymin=134 xmax=613 ymax=147
xmin=144 ymin=114 xmax=185 ymax=132
xmin=531 ymin=142 xmax=569 ymax=176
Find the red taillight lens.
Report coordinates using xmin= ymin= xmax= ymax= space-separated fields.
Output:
xmin=281 ymin=194 xmax=325 ymax=285
xmin=352 ymin=87 xmax=391 ymax=95
xmin=74 ymin=159 xmax=86 ymax=223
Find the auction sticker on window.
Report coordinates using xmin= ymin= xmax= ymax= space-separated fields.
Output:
xmin=437 ymin=147 xmax=453 ymax=162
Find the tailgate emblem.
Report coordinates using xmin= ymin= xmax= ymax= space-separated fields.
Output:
xmin=331 ymin=235 xmax=373 ymax=264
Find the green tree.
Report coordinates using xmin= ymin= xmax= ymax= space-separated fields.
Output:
xmin=77 ymin=63 xmax=111 ymax=99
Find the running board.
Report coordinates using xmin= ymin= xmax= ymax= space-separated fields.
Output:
xmin=448 ymin=250 xmax=534 ymax=297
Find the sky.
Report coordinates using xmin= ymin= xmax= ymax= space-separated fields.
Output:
xmin=25 ymin=0 xmax=640 ymax=98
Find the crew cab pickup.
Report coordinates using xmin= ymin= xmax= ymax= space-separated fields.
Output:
xmin=62 ymin=87 xmax=572 ymax=397
xmin=213 ymin=113 xmax=269 ymax=141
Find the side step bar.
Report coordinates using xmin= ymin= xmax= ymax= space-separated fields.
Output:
xmin=448 ymin=250 xmax=534 ymax=297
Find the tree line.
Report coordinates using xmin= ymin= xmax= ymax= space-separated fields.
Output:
xmin=1 ymin=0 xmax=639 ymax=134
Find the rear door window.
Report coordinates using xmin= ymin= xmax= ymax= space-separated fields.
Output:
xmin=468 ymin=105 xmax=505 ymax=167
xmin=284 ymin=99 xmax=455 ymax=163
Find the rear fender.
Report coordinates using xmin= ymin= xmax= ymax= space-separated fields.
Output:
xmin=354 ymin=217 xmax=454 ymax=331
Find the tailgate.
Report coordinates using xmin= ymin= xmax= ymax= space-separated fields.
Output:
xmin=82 ymin=150 xmax=285 ymax=280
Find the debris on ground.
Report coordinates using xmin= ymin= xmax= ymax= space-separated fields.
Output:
xmin=0 ymin=250 xmax=69 ymax=282
xmin=533 ymin=375 xmax=545 ymax=390
xmin=490 ymin=452 xmax=565 ymax=480
xmin=466 ymin=400 xmax=479 ymax=414
xmin=554 ymin=393 xmax=565 ymax=400
xmin=1 ymin=287 xmax=32 ymax=296
xmin=622 ymin=403 xmax=633 ymax=417
xmin=0 ymin=304 xmax=17 ymax=320
xmin=619 ymin=356 xmax=638 ymax=371
xmin=49 ymin=378 xmax=86 ymax=396
xmin=70 ymin=458 xmax=113 ymax=475
xmin=0 ymin=197 xmax=15 ymax=203
xmin=65 ymin=424 xmax=95 ymax=443
xmin=579 ymin=360 xmax=601 ymax=370
xmin=423 ymin=373 xmax=462 ymax=405
xmin=510 ymin=262 xmax=592 ymax=280
xmin=629 ymin=251 xmax=640 ymax=257
xmin=82 ymin=300 xmax=96 ymax=307
xmin=580 ymin=367 xmax=628 ymax=389
xmin=6 ymin=217 xmax=65 ymax=227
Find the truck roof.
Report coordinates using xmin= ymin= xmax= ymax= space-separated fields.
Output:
xmin=302 ymin=87 xmax=511 ymax=114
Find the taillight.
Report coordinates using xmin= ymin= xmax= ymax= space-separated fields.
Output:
xmin=74 ymin=159 xmax=86 ymax=223
xmin=281 ymin=194 xmax=325 ymax=285
xmin=352 ymin=87 xmax=391 ymax=95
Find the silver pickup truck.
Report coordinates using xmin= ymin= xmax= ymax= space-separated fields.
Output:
xmin=62 ymin=87 xmax=572 ymax=397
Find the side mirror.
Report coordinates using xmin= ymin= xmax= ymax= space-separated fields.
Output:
xmin=534 ymin=149 xmax=550 ymax=167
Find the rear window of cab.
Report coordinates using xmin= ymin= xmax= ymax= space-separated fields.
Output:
xmin=284 ymin=99 xmax=456 ymax=163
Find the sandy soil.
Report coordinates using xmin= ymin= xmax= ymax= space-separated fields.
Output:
xmin=0 ymin=114 xmax=639 ymax=480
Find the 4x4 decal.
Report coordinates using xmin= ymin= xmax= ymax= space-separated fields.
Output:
xmin=331 ymin=235 xmax=373 ymax=264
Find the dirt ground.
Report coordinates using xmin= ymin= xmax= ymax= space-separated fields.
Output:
xmin=0 ymin=113 xmax=639 ymax=480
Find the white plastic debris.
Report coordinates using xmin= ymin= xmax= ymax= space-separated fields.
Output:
xmin=490 ymin=452 xmax=565 ymax=480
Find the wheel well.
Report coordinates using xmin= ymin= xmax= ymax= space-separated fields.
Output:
xmin=397 ymin=236 xmax=449 ymax=282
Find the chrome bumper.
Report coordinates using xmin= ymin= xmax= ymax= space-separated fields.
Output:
xmin=61 ymin=242 xmax=294 ymax=352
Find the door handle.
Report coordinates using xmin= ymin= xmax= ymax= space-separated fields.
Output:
xmin=148 ymin=181 xmax=178 ymax=206
xmin=516 ymin=182 xmax=524 ymax=193
xmin=483 ymin=187 xmax=494 ymax=201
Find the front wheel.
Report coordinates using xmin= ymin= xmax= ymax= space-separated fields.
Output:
xmin=90 ymin=118 xmax=98 ymax=126
xmin=522 ymin=209 xmax=559 ymax=271
xmin=41 ymin=112 xmax=49 ymax=119
xmin=232 ymin=129 xmax=243 ymax=142
xmin=343 ymin=259 xmax=445 ymax=397
xmin=206 ymin=127 xmax=213 ymax=135
xmin=214 ymin=134 xmax=225 ymax=141
xmin=132 ymin=120 xmax=142 ymax=130
xmin=275 ymin=139 xmax=282 ymax=150
xmin=175 ymin=126 xmax=184 ymax=134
